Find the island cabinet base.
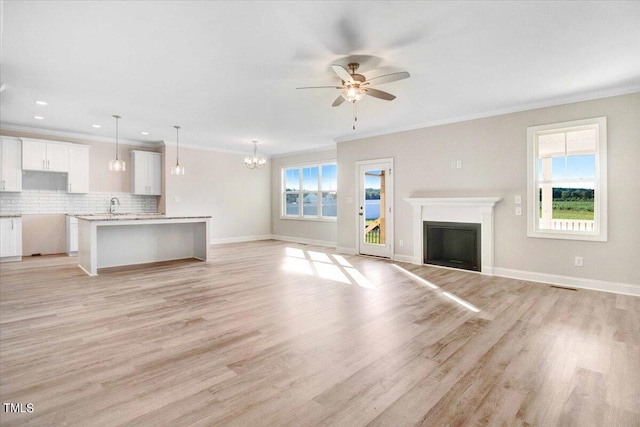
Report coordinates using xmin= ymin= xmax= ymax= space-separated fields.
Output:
xmin=77 ymin=216 xmax=210 ymax=276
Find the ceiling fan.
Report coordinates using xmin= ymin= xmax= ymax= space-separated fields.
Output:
xmin=297 ymin=63 xmax=410 ymax=107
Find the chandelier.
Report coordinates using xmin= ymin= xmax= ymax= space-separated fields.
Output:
xmin=244 ymin=140 xmax=266 ymax=169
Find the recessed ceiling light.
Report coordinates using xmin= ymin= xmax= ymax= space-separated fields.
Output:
xmin=141 ymin=131 xmax=149 ymax=135
xmin=34 ymin=115 xmax=44 ymax=120
xmin=92 ymin=124 xmax=101 ymax=128
xmin=35 ymin=100 xmax=48 ymax=106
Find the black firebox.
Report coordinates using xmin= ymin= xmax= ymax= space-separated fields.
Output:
xmin=423 ymin=222 xmax=481 ymax=272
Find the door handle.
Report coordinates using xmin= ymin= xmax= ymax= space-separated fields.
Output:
xmin=359 ymin=212 xmax=363 ymax=216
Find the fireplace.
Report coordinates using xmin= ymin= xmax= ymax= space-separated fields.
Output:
xmin=424 ymin=222 xmax=481 ymax=271
xmin=405 ymin=197 xmax=502 ymax=274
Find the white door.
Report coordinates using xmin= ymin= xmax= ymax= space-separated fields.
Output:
xmin=22 ymin=139 xmax=47 ymax=170
xmin=1 ymin=139 xmax=22 ymax=192
xmin=358 ymin=159 xmax=393 ymax=258
xmin=148 ymin=153 xmax=162 ymax=195
xmin=68 ymin=145 xmax=90 ymax=193
xmin=46 ymin=143 xmax=69 ymax=172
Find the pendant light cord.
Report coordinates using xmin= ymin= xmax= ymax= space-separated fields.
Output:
xmin=113 ymin=115 xmax=121 ymax=160
xmin=174 ymin=125 xmax=181 ymax=166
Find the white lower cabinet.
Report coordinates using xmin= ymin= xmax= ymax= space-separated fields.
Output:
xmin=66 ymin=216 xmax=78 ymax=255
xmin=0 ymin=217 xmax=22 ymax=261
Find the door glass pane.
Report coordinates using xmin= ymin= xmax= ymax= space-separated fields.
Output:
xmin=285 ymin=168 xmax=299 ymax=191
xmin=364 ymin=169 xmax=385 ymax=245
xmin=302 ymin=166 xmax=318 ymax=191
xmin=285 ymin=193 xmax=299 ymax=215
xmin=302 ymin=192 xmax=317 ymax=216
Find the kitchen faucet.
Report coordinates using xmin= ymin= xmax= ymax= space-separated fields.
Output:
xmin=110 ymin=197 xmax=120 ymax=214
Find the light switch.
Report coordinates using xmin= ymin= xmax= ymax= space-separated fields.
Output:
xmin=456 ymin=160 xmax=462 ymax=169
xmin=515 ymin=207 xmax=522 ymax=216
xmin=515 ymin=195 xmax=522 ymax=205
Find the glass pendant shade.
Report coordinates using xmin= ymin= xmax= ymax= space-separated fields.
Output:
xmin=109 ymin=115 xmax=126 ymax=172
xmin=171 ymin=125 xmax=185 ymax=175
xmin=108 ymin=159 xmax=126 ymax=171
xmin=171 ymin=164 xmax=185 ymax=175
xmin=244 ymin=140 xmax=266 ymax=169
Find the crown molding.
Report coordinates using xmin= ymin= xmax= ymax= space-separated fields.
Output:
xmin=0 ymin=124 xmax=163 ymax=147
xmin=334 ymin=85 xmax=640 ymax=143
xmin=269 ymin=144 xmax=336 ymax=159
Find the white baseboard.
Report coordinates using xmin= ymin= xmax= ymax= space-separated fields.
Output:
xmin=392 ymin=254 xmax=420 ymax=264
xmin=210 ymin=235 xmax=273 ymax=245
xmin=493 ymin=267 xmax=640 ymax=297
xmin=336 ymin=246 xmax=357 ymax=255
xmin=272 ymin=235 xmax=336 ymax=248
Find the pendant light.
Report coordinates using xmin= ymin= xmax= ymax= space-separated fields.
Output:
xmin=108 ymin=115 xmax=126 ymax=171
xmin=244 ymin=140 xmax=266 ymax=169
xmin=171 ymin=125 xmax=185 ymax=175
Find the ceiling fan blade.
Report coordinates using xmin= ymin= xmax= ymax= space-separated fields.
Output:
xmin=363 ymin=87 xmax=396 ymax=101
xmin=332 ymin=95 xmax=346 ymax=107
xmin=296 ymin=85 xmax=344 ymax=90
xmin=366 ymin=71 xmax=410 ymax=85
xmin=331 ymin=64 xmax=354 ymax=83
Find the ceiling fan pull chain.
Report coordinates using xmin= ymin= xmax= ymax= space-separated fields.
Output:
xmin=353 ymin=101 xmax=358 ymax=130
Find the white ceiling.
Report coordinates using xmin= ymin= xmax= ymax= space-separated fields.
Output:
xmin=1 ymin=1 xmax=639 ymax=156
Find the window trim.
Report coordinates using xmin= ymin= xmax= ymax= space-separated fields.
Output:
xmin=526 ymin=116 xmax=607 ymax=241
xmin=281 ymin=161 xmax=337 ymax=222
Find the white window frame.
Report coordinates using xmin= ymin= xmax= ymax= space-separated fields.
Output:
xmin=526 ymin=117 xmax=607 ymax=241
xmin=281 ymin=161 xmax=337 ymax=222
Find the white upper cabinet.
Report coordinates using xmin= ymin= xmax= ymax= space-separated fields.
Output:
xmin=22 ymin=138 xmax=69 ymax=172
xmin=131 ymin=150 xmax=162 ymax=195
xmin=68 ymin=145 xmax=90 ymax=194
xmin=0 ymin=138 xmax=22 ymax=192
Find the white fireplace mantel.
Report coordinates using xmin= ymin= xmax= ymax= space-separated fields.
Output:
xmin=405 ymin=197 xmax=502 ymax=274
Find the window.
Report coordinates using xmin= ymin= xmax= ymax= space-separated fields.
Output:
xmin=527 ymin=117 xmax=607 ymax=241
xmin=282 ymin=163 xmax=337 ymax=220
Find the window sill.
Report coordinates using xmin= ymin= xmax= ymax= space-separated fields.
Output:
xmin=280 ymin=216 xmax=337 ymax=223
xmin=527 ymin=229 xmax=607 ymax=242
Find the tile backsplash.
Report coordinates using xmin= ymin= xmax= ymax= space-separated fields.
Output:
xmin=0 ymin=190 xmax=158 ymax=214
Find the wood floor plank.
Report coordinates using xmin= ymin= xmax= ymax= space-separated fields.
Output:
xmin=0 ymin=240 xmax=638 ymax=426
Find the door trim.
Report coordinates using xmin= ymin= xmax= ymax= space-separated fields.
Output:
xmin=355 ymin=158 xmax=394 ymax=258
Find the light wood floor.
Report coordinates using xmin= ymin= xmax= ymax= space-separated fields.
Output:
xmin=1 ymin=240 xmax=638 ymax=426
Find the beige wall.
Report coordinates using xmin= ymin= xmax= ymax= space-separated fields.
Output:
xmin=337 ymin=92 xmax=640 ymax=285
xmin=21 ymin=214 xmax=66 ymax=256
xmin=270 ymin=149 xmax=337 ymax=245
xmin=163 ymin=145 xmax=271 ymax=241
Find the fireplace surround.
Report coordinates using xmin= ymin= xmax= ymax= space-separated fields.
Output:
xmin=405 ymin=197 xmax=502 ymax=274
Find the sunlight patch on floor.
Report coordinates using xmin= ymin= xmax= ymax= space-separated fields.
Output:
xmin=392 ymin=264 xmax=480 ymax=313
xmin=281 ymin=247 xmax=377 ymax=290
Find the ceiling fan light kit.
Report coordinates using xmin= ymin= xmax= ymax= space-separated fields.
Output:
xmin=297 ymin=62 xmax=410 ymax=130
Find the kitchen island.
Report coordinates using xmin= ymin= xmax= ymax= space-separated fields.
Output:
xmin=76 ymin=214 xmax=210 ymax=276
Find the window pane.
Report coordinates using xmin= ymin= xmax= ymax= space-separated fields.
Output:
xmin=285 ymin=168 xmax=299 ymax=191
xmin=302 ymin=192 xmax=317 ymax=216
xmin=538 ymin=185 xmax=595 ymax=230
xmin=321 ymin=164 xmax=337 ymax=191
xmin=322 ymin=192 xmax=337 ymax=217
xmin=285 ymin=193 xmax=300 ymax=215
xmin=302 ymin=167 xmax=318 ymax=191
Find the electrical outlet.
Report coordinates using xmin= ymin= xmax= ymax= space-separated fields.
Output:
xmin=515 ymin=195 xmax=522 ymax=204
xmin=399 ymin=239 xmax=404 ymax=247
xmin=574 ymin=256 xmax=584 ymax=267
xmin=515 ymin=207 xmax=522 ymax=216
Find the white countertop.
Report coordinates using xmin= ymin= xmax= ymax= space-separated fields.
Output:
xmin=75 ymin=214 xmax=211 ymax=221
